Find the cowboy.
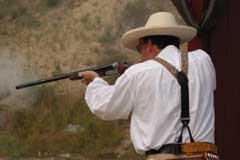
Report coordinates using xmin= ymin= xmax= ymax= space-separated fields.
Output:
xmin=79 ymin=12 xmax=217 ymax=160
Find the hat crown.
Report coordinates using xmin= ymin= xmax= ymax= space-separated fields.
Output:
xmin=145 ymin=12 xmax=178 ymax=27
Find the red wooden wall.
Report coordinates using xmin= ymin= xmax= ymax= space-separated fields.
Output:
xmin=207 ymin=0 xmax=240 ymax=159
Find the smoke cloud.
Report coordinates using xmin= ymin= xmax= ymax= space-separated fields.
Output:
xmin=0 ymin=48 xmax=38 ymax=109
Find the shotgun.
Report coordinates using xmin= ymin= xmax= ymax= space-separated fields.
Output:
xmin=16 ymin=62 xmax=129 ymax=89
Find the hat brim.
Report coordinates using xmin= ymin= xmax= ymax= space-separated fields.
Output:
xmin=121 ymin=25 xmax=197 ymax=51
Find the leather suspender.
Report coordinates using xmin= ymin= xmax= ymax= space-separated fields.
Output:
xmin=154 ymin=52 xmax=195 ymax=144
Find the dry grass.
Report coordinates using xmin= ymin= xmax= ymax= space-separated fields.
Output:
xmin=3 ymin=85 xmax=138 ymax=159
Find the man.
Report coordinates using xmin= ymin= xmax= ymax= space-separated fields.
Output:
xmin=78 ymin=12 xmax=217 ymax=159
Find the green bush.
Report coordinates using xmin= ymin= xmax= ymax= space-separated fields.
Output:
xmin=98 ymin=26 xmax=115 ymax=44
xmin=46 ymin=0 xmax=61 ymax=7
xmin=81 ymin=13 xmax=102 ymax=30
xmin=0 ymin=0 xmax=26 ymax=20
xmin=0 ymin=134 xmax=27 ymax=158
xmin=122 ymin=0 xmax=149 ymax=28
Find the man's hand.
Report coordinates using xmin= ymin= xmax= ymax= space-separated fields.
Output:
xmin=79 ymin=71 xmax=99 ymax=85
xmin=116 ymin=63 xmax=129 ymax=74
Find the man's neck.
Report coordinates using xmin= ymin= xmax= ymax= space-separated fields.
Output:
xmin=143 ymin=48 xmax=161 ymax=61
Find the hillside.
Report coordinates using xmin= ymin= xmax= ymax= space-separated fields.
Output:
xmin=0 ymin=0 xmax=184 ymax=159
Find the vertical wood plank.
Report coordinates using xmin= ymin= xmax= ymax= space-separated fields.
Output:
xmin=208 ymin=0 xmax=240 ymax=159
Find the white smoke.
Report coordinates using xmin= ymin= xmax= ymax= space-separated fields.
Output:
xmin=0 ymin=48 xmax=38 ymax=109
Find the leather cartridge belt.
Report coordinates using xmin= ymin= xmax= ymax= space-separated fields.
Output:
xmin=145 ymin=142 xmax=218 ymax=156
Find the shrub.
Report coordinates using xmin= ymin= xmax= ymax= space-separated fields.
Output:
xmin=0 ymin=0 xmax=26 ymax=20
xmin=46 ymin=0 xmax=61 ymax=7
xmin=98 ymin=26 xmax=115 ymax=44
xmin=122 ymin=0 xmax=150 ymax=28
xmin=0 ymin=134 xmax=27 ymax=158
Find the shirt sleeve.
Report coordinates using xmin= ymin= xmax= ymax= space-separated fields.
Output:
xmin=204 ymin=52 xmax=217 ymax=91
xmin=85 ymin=73 xmax=134 ymax=120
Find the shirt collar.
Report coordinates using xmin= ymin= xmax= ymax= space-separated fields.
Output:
xmin=156 ymin=45 xmax=181 ymax=70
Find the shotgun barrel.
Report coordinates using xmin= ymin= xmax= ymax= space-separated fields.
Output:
xmin=16 ymin=62 xmax=121 ymax=89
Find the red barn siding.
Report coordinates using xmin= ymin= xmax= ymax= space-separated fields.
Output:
xmin=208 ymin=0 xmax=240 ymax=159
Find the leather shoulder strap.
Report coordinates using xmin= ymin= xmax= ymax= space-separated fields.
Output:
xmin=181 ymin=52 xmax=189 ymax=76
xmin=154 ymin=57 xmax=179 ymax=78
xmin=153 ymin=52 xmax=189 ymax=76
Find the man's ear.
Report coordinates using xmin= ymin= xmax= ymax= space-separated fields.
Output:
xmin=144 ymin=42 xmax=151 ymax=53
xmin=147 ymin=40 xmax=154 ymax=53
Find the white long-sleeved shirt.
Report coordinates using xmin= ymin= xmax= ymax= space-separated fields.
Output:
xmin=85 ymin=45 xmax=216 ymax=154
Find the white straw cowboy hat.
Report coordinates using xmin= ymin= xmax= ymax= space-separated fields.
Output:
xmin=121 ymin=12 xmax=197 ymax=51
